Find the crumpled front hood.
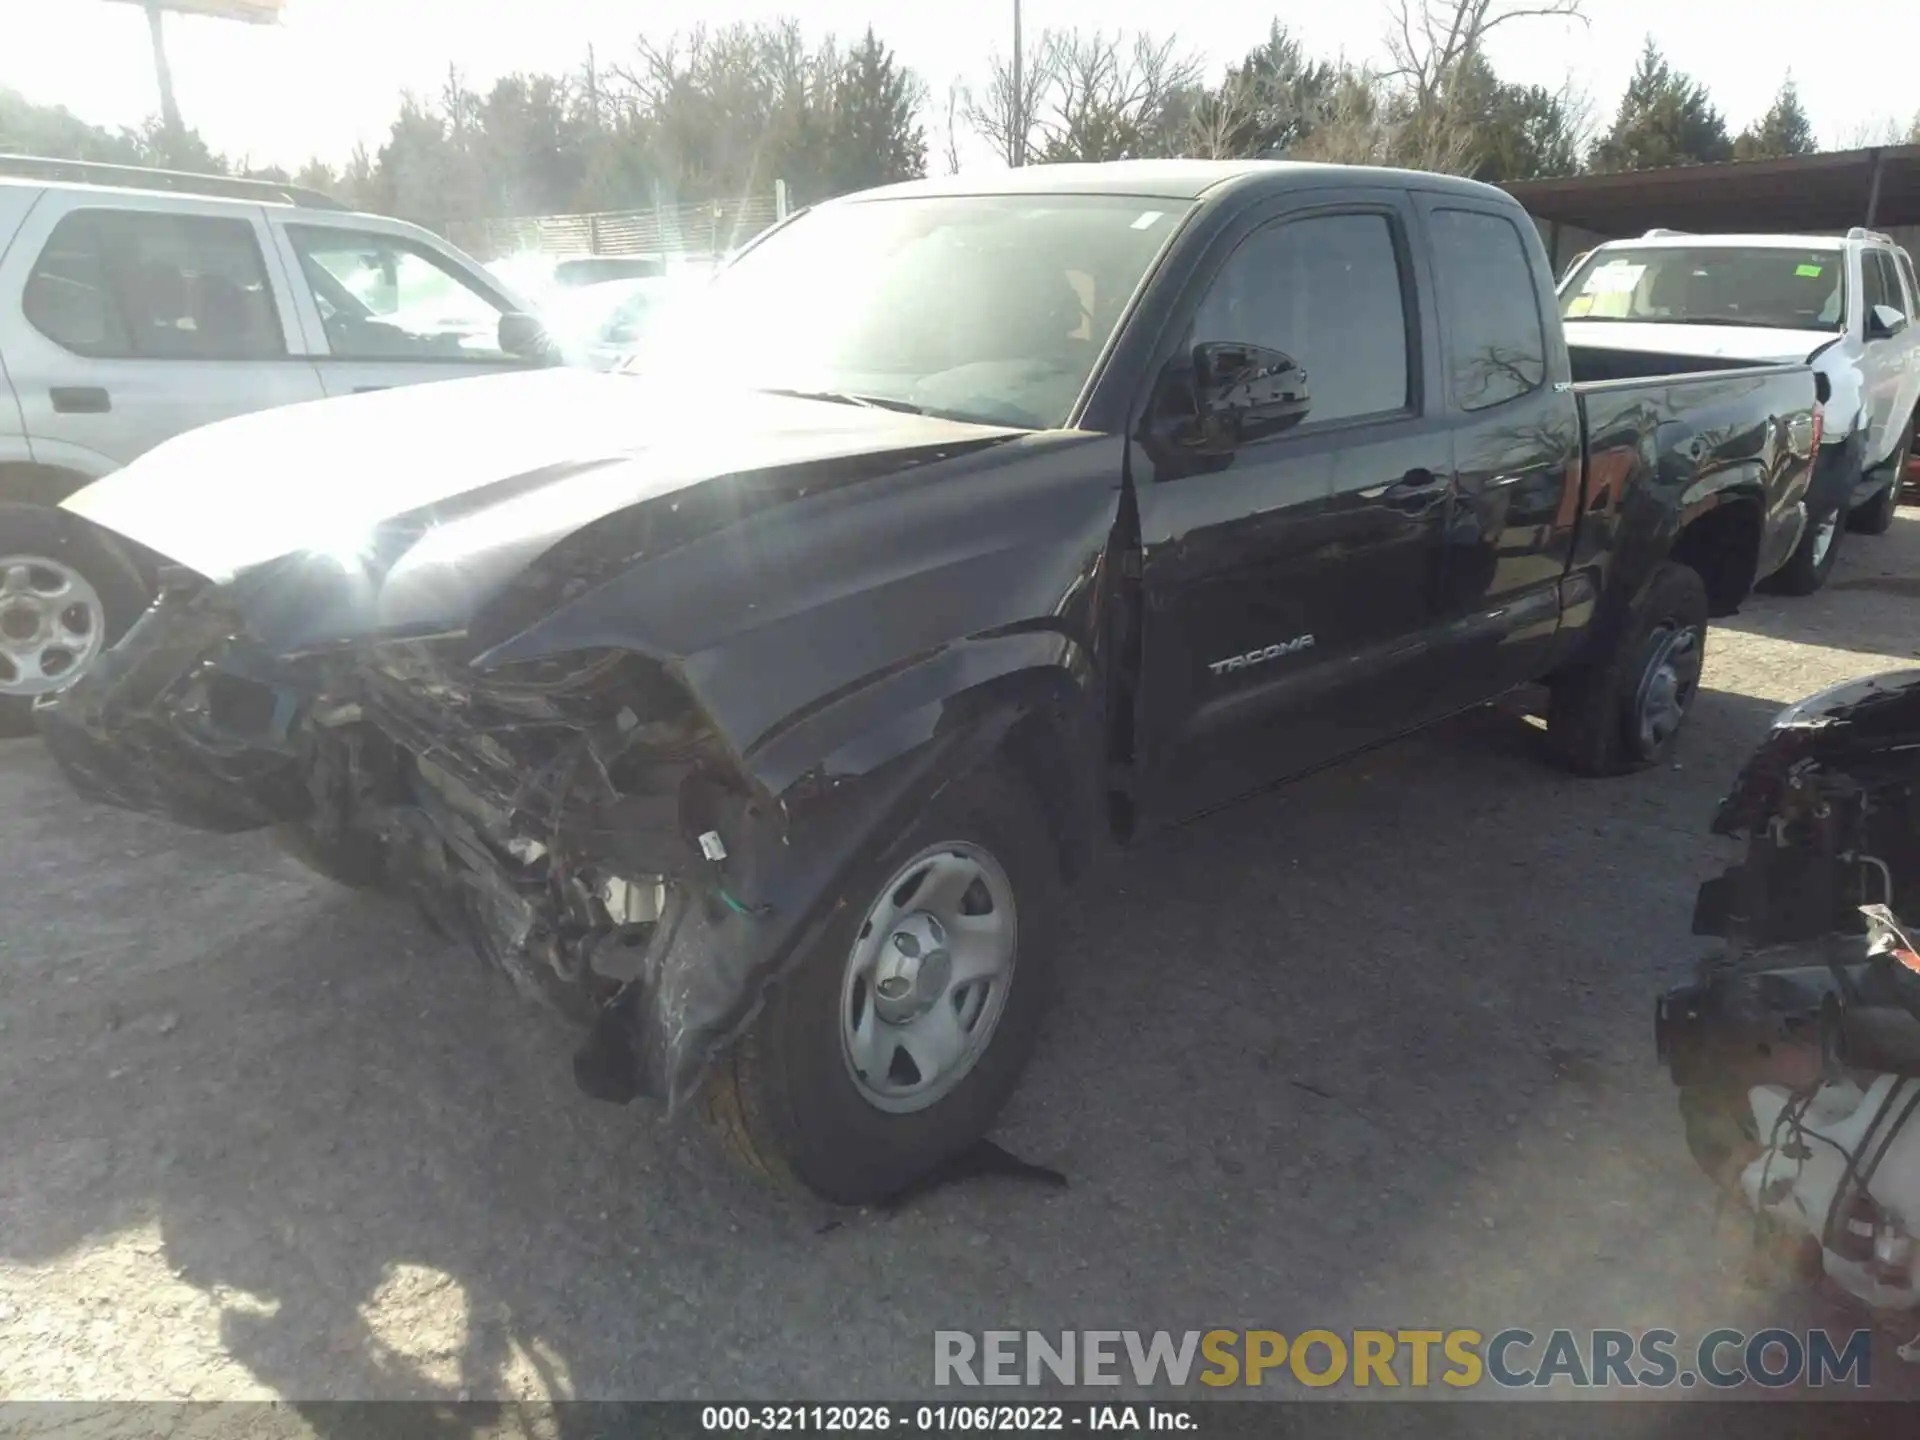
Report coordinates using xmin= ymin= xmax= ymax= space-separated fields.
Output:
xmin=62 ymin=369 xmax=1020 ymax=652
xmin=1562 ymin=320 xmax=1836 ymax=366
xmin=66 ymin=369 xmax=1015 ymax=581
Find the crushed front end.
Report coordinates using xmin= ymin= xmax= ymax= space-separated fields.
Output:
xmin=1656 ymin=670 xmax=1920 ymax=1311
xmin=36 ymin=572 xmax=869 ymax=1113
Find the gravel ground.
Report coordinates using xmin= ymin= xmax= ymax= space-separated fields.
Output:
xmin=3 ymin=507 xmax=1920 ymax=1410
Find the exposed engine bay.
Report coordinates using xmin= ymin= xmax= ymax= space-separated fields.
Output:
xmin=36 ymin=568 xmax=990 ymax=1115
xmin=1656 ymin=670 xmax=1920 ymax=1318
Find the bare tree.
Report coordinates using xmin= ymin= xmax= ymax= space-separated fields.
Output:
xmin=965 ymin=29 xmax=1202 ymax=165
xmin=940 ymin=80 xmax=965 ymax=174
xmin=1032 ymin=31 xmax=1204 ymax=162
xmin=1384 ymin=0 xmax=1585 ymax=109
xmin=1278 ymin=0 xmax=1587 ymax=175
xmin=962 ymin=40 xmax=1054 ymax=166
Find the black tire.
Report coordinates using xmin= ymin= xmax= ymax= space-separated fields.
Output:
xmin=1850 ymin=477 xmax=1900 ymax=536
xmin=1546 ymin=561 xmax=1710 ymax=777
xmin=1851 ymin=415 xmax=1911 ymax=536
xmin=1763 ymin=487 xmax=1845 ymax=596
xmin=700 ymin=764 xmax=1059 ymax=1204
xmin=0 ymin=504 xmax=151 ymax=739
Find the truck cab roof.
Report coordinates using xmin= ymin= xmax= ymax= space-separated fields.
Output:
xmin=848 ymin=158 xmax=1522 ymax=208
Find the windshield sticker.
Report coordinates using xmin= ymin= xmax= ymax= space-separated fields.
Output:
xmin=1796 ymin=263 xmax=1824 ymax=277
xmin=1565 ymin=295 xmax=1596 ymax=317
xmin=1131 ymin=211 xmax=1165 ymax=230
xmin=1584 ymin=261 xmax=1645 ymax=295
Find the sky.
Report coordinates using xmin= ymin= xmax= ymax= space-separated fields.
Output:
xmin=2 ymin=0 xmax=1915 ymax=175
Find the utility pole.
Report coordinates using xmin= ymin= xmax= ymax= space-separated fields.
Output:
xmin=145 ymin=3 xmax=183 ymax=132
xmin=1010 ymin=0 xmax=1023 ymax=167
xmin=103 ymin=2 xmax=288 ymax=138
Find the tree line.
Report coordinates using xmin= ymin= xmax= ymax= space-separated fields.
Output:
xmin=3 ymin=0 xmax=1918 ymax=229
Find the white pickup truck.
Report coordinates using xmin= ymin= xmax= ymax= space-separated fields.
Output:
xmin=1560 ymin=228 xmax=1920 ymax=595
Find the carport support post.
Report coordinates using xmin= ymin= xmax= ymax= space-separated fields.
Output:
xmin=144 ymin=2 xmax=183 ymax=135
xmin=1865 ymin=147 xmax=1886 ymax=229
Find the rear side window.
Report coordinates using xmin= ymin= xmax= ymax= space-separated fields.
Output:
xmin=1430 ymin=209 xmax=1547 ymax=411
xmin=23 ymin=209 xmax=284 ymax=361
xmin=1897 ymin=251 xmax=1919 ymax=317
xmin=1191 ymin=211 xmax=1411 ymax=428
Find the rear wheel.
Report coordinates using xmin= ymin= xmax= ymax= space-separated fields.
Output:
xmin=0 ymin=505 xmax=150 ymax=739
xmin=700 ymin=765 xmax=1058 ymax=1204
xmin=1547 ymin=561 xmax=1709 ymax=777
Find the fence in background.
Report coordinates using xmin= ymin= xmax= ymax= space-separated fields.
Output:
xmin=444 ymin=189 xmax=785 ymax=261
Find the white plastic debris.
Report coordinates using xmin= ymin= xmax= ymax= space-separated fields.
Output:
xmin=699 ymin=830 xmax=728 ymax=862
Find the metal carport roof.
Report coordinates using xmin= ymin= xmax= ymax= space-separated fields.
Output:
xmin=1504 ymin=144 xmax=1920 ymax=235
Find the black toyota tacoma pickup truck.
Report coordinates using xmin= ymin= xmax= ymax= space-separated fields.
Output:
xmin=36 ymin=160 xmax=1822 ymax=1203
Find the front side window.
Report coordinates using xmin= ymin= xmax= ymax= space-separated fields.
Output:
xmin=288 ymin=226 xmax=514 ymax=361
xmin=23 ymin=208 xmax=283 ymax=361
xmin=1188 ymin=212 xmax=1411 ymax=429
xmin=633 ymin=194 xmax=1192 ymax=430
xmin=1430 ymin=209 xmax=1547 ymax=411
xmin=1561 ymin=245 xmax=1846 ymax=332
xmin=1863 ymin=250 xmax=1906 ymax=326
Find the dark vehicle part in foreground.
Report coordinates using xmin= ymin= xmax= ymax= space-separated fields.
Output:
xmin=1658 ymin=671 xmax=1920 ymax=1311
xmin=40 ymin=161 xmax=1822 ymax=1204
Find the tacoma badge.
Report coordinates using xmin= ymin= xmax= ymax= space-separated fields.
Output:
xmin=1208 ymin=635 xmax=1315 ymax=676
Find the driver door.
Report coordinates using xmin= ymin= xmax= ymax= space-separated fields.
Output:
xmin=267 ymin=218 xmax=542 ymax=397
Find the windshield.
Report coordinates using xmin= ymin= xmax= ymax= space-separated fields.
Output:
xmin=1559 ymin=245 xmax=1847 ymax=332
xmin=631 ymin=194 xmax=1190 ymax=429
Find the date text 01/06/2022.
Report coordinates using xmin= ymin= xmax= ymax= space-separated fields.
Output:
xmin=699 ymin=1405 xmax=1193 ymax=1432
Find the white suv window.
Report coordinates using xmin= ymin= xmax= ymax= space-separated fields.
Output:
xmin=1863 ymin=250 xmax=1899 ymax=319
xmin=1887 ymin=250 xmax=1917 ymax=319
xmin=287 ymin=225 xmax=513 ymax=362
xmin=23 ymin=208 xmax=285 ymax=361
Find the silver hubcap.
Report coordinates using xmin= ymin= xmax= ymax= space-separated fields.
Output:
xmin=839 ymin=842 xmax=1017 ymax=1114
xmin=1632 ymin=621 xmax=1703 ymax=758
xmin=0 ymin=555 xmax=106 ymax=698
xmin=1811 ymin=509 xmax=1839 ymax=567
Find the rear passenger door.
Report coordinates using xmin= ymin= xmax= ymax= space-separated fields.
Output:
xmin=1866 ymin=247 xmax=1920 ymax=468
xmin=269 ymin=219 xmax=541 ymax=397
xmin=1414 ymin=198 xmax=1581 ymax=705
xmin=1132 ymin=189 xmax=1458 ymax=821
xmin=0 ymin=194 xmax=324 ymax=472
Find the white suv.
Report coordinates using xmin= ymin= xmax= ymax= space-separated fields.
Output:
xmin=1560 ymin=228 xmax=1920 ymax=594
xmin=0 ymin=155 xmax=551 ymax=734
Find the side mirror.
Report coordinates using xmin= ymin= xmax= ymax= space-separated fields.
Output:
xmin=498 ymin=311 xmax=557 ymax=363
xmin=1868 ymin=304 xmax=1909 ymax=340
xmin=1187 ymin=341 xmax=1311 ymax=451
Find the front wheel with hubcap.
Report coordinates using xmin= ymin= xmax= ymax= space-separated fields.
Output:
xmin=1547 ymin=561 xmax=1710 ymax=777
xmin=0 ymin=504 xmax=150 ymax=738
xmin=700 ymin=765 xmax=1057 ymax=1204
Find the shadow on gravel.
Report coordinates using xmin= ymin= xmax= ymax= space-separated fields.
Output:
xmin=1711 ymin=505 xmax=1920 ymax=664
xmin=0 ymin=677 xmax=1904 ymax=1411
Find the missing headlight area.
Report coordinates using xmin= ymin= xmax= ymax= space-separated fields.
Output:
xmin=34 ymin=584 xmax=794 ymax=1108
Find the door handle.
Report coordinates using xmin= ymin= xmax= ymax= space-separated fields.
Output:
xmin=353 ymin=385 xmax=390 ymax=394
xmin=1379 ymin=467 xmax=1447 ymax=509
xmin=49 ymin=386 xmax=111 ymax=414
